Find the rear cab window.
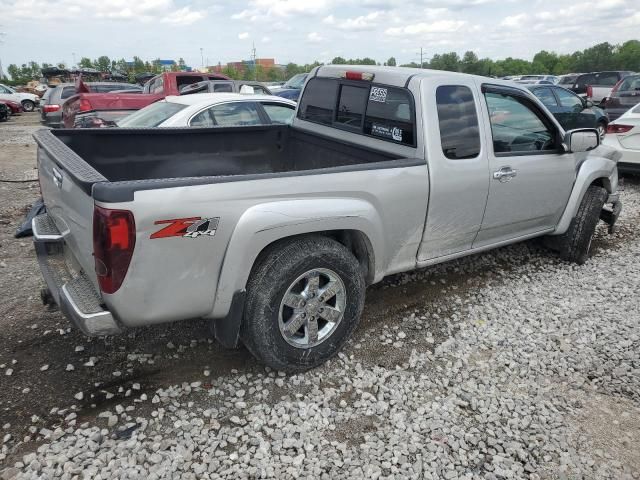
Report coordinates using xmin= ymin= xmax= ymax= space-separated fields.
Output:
xmin=297 ymin=77 xmax=415 ymax=146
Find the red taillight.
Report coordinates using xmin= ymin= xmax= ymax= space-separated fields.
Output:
xmin=606 ymin=124 xmax=634 ymax=134
xmin=43 ymin=104 xmax=60 ymax=113
xmin=79 ymin=98 xmax=92 ymax=112
xmin=586 ymin=85 xmax=593 ymax=98
xmin=340 ymin=71 xmax=375 ymax=81
xmin=93 ymin=206 xmax=136 ymax=294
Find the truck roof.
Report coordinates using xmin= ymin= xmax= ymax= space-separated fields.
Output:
xmin=313 ymin=64 xmax=514 ymax=89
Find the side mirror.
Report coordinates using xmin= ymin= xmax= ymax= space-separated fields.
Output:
xmin=563 ymin=128 xmax=599 ymax=153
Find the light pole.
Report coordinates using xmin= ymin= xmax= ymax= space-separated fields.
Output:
xmin=72 ymin=52 xmax=76 ymax=68
xmin=200 ymin=48 xmax=204 ymax=70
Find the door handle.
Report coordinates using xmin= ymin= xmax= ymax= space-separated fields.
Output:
xmin=493 ymin=166 xmax=517 ymax=182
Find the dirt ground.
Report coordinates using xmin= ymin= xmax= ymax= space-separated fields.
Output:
xmin=0 ymin=113 xmax=638 ymax=475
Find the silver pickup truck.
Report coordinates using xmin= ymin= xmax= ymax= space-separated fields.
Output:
xmin=32 ymin=66 xmax=622 ymax=371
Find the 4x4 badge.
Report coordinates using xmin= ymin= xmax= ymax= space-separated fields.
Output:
xmin=151 ymin=217 xmax=219 ymax=239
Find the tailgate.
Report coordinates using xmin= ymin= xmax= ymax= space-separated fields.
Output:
xmin=33 ymin=129 xmax=106 ymax=286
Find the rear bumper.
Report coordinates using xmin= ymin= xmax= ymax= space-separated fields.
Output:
xmin=33 ymin=213 xmax=122 ymax=336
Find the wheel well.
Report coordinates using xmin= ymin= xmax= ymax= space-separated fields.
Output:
xmin=590 ymin=177 xmax=611 ymax=192
xmin=252 ymin=230 xmax=375 ymax=286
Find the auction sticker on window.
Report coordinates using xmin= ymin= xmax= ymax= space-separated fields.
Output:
xmin=371 ymin=123 xmax=403 ymax=142
xmin=369 ymin=87 xmax=388 ymax=103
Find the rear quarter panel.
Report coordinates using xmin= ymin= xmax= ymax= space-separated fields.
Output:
xmin=101 ymin=165 xmax=429 ymax=327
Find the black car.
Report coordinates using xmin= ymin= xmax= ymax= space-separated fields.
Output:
xmin=526 ymin=84 xmax=609 ymax=137
xmin=601 ymin=74 xmax=640 ymax=121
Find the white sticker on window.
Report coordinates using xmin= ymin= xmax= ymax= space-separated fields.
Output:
xmin=369 ymin=87 xmax=387 ymax=103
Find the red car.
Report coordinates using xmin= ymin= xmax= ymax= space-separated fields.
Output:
xmin=0 ymin=99 xmax=23 ymax=115
xmin=63 ymin=71 xmax=229 ymax=128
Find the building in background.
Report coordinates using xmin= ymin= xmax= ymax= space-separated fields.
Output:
xmin=210 ymin=58 xmax=278 ymax=75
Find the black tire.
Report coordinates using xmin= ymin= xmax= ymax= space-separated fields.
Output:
xmin=21 ymin=100 xmax=35 ymax=112
xmin=242 ymin=235 xmax=365 ymax=372
xmin=553 ymin=185 xmax=607 ymax=265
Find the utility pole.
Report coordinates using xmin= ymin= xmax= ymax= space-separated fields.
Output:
xmin=419 ymin=47 xmax=424 ymax=68
xmin=251 ymin=42 xmax=257 ymax=80
xmin=0 ymin=29 xmax=5 ymax=79
xmin=200 ymin=48 xmax=204 ymax=69
xmin=72 ymin=52 xmax=77 ymax=68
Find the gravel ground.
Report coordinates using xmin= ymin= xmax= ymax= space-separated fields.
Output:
xmin=1 ymin=114 xmax=639 ymax=479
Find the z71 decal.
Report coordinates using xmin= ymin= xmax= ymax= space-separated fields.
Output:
xmin=151 ymin=217 xmax=220 ymax=239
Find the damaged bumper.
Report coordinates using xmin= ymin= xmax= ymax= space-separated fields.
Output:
xmin=32 ymin=213 xmax=122 ymax=336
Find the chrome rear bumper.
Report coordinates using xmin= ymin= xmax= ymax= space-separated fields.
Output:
xmin=33 ymin=213 xmax=122 ymax=336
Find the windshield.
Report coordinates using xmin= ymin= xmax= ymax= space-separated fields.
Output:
xmin=117 ymin=101 xmax=187 ymax=127
xmin=283 ymin=74 xmax=307 ymax=89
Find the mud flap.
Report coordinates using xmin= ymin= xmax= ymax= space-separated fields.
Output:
xmin=600 ymin=195 xmax=622 ymax=234
xmin=211 ymin=291 xmax=246 ymax=349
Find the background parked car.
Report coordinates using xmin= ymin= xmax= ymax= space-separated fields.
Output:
xmin=601 ymin=74 xmax=640 ymax=121
xmin=179 ymin=80 xmax=273 ymax=95
xmin=602 ymin=102 xmax=640 ymax=174
xmin=557 ymin=73 xmax=582 ymax=87
xmin=0 ymin=83 xmax=40 ymax=112
xmin=271 ymin=73 xmax=308 ymax=102
xmin=516 ymin=75 xmax=558 ymax=84
xmin=0 ymin=99 xmax=23 ymax=115
xmin=526 ymin=84 xmax=608 ymax=137
xmin=41 ymin=82 xmax=140 ymax=128
xmin=116 ymin=93 xmax=297 ymax=128
xmin=569 ymin=71 xmax=635 ymax=104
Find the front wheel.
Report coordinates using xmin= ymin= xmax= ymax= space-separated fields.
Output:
xmin=21 ymin=100 xmax=35 ymax=112
xmin=242 ymin=235 xmax=365 ymax=372
xmin=550 ymin=185 xmax=608 ymax=265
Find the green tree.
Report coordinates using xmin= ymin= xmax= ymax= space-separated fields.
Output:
xmin=96 ymin=56 xmax=111 ymax=72
xmin=222 ymin=66 xmax=241 ymax=79
xmin=386 ymin=57 xmax=396 ymax=67
xmin=615 ymin=40 xmax=640 ymax=71
xmin=460 ymin=51 xmax=479 ymax=74
xmin=331 ymin=57 xmax=347 ymax=65
xmin=78 ymin=57 xmax=93 ymax=69
xmin=429 ymin=52 xmax=460 ymax=72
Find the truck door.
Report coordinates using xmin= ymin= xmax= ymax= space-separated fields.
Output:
xmin=417 ymin=81 xmax=490 ymax=262
xmin=473 ymin=84 xmax=575 ymax=247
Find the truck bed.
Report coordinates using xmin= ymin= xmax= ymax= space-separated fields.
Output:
xmin=42 ymin=125 xmax=405 ymax=184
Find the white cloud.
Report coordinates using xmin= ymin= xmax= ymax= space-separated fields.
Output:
xmin=6 ymin=0 xmax=206 ymax=25
xmin=500 ymin=13 xmax=527 ymax=28
xmin=307 ymin=32 xmax=324 ymax=43
xmin=238 ymin=32 xmax=250 ymax=40
xmin=385 ymin=20 xmax=467 ymax=36
xmin=323 ymin=14 xmax=336 ymax=25
xmin=261 ymin=36 xmax=271 ymax=43
xmin=232 ymin=0 xmax=331 ymax=21
xmin=336 ymin=11 xmax=383 ymax=30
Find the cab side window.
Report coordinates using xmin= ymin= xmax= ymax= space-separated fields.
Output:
xmin=485 ymin=91 xmax=558 ymax=154
xmin=435 ymin=85 xmax=481 ymax=159
xmin=554 ymin=88 xmax=583 ymax=111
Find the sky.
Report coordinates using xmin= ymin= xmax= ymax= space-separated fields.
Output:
xmin=1 ymin=0 xmax=639 ymax=70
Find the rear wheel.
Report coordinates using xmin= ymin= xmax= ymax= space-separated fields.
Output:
xmin=21 ymin=100 xmax=35 ymax=112
xmin=242 ymin=235 xmax=365 ymax=372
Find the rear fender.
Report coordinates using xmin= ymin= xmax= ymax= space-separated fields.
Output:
xmin=552 ymin=151 xmax=620 ymax=235
xmin=210 ymin=198 xmax=384 ymax=319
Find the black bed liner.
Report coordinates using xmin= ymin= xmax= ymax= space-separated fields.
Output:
xmin=34 ymin=125 xmax=423 ymax=202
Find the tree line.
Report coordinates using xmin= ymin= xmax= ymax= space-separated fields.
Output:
xmin=3 ymin=40 xmax=639 ymax=86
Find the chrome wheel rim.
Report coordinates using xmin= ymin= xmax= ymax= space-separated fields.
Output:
xmin=278 ymin=268 xmax=346 ymax=349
